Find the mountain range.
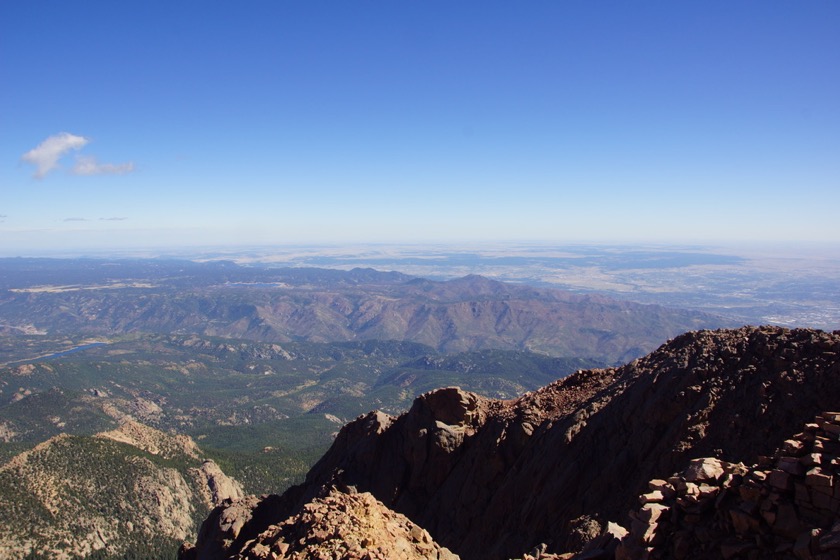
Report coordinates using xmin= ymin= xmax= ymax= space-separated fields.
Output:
xmin=183 ymin=326 xmax=840 ymax=560
xmin=5 ymin=259 xmax=831 ymax=559
xmin=0 ymin=259 xmax=725 ymax=364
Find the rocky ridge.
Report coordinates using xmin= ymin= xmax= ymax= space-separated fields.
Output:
xmin=182 ymin=489 xmax=458 ymax=560
xmin=96 ymin=418 xmax=203 ymax=460
xmin=185 ymin=326 xmax=840 ymax=560
xmin=614 ymin=411 xmax=840 ymax=560
xmin=0 ymin=421 xmax=242 ymax=559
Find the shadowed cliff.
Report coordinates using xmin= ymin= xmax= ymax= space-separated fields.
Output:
xmin=185 ymin=326 xmax=840 ymax=560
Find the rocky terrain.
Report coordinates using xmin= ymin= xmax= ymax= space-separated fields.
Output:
xmin=183 ymin=326 xmax=840 ymax=559
xmin=0 ymin=420 xmax=243 ymax=559
xmin=182 ymin=489 xmax=458 ymax=560
xmin=616 ymin=412 xmax=840 ymax=559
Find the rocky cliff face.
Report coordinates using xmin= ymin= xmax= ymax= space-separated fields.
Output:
xmin=185 ymin=326 xmax=840 ymax=560
xmin=0 ymin=420 xmax=242 ymax=559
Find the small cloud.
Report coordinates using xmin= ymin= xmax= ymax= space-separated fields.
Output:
xmin=21 ymin=132 xmax=89 ymax=178
xmin=99 ymin=217 xmax=127 ymax=221
xmin=63 ymin=217 xmax=89 ymax=222
xmin=73 ymin=155 xmax=135 ymax=176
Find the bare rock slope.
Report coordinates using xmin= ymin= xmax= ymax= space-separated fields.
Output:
xmin=186 ymin=326 xmax=840 ymax=560
xmin=0 ymin=420 xmax=242 ymax=559
xmin=616 ymin=411 xmax=840 ymax=559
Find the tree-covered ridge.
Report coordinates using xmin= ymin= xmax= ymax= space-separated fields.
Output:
xmin=0 ymin=332 xmax=602 ymax=555
xmin=0 ymin=334 xmax=600 ymax=443
xmin=1 ymin=428 xmax=230 ymax=559
xmin=0 ymin=259 xmax=724 ymax=364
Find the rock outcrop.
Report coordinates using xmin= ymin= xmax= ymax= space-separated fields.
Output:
xmin=193 ymin=459 xmax=246 ymax=508
xmin=615 ymin=411 xmax=840 ymax=560
xmin=96 ymin=418 xmax=202 ymax=460
xmin=183 ymin=489 xmax=458 ymax=560
xmin=0 ymin=423 xmax=241 ymax=559
xmin=185 ymin=326 xmax=840 ymax=560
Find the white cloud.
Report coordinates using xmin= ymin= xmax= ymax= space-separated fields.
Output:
xmin=73 ymin=155 xmax=135 ymax=176
xmin=21 ymin=132 xmax=89 ymax=178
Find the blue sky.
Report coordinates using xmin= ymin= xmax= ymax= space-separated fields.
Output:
xmin=1 ymin=1 xmax=838 ymax=254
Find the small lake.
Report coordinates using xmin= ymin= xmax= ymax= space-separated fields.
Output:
xmin=36 ymin=342 xmax=108 ymax=361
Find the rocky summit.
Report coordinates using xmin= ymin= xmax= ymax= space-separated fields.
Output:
xmin=181 ymin=489 xmax=457 ymax=560
xmin=183 ymin=326 xmax=840 ymax=560
xmin=615 ymin=411 xmax=840 ymax=559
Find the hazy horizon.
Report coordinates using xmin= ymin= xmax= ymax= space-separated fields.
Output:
xmin=2 ymin=241 xmax=838 ymax=329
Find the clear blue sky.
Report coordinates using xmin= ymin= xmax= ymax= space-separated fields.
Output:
xmin=1 ymin=1 xmax=838 ymax=254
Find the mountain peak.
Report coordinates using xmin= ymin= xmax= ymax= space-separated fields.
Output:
xmin=185 ymin=326 xmax=840 ymax=560
xmin=184 ymin=489 xmax=458 ymax=560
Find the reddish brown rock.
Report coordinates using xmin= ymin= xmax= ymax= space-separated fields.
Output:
xmin=683 ymin=458 xmax=725 ymax=482
xmin=616 ymin=410 xmax=840 ymax=559
xmin=184 ymin=326 xmax=840 ymax=560
xmin=235 ymin=489 xmax=458 ymax=560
